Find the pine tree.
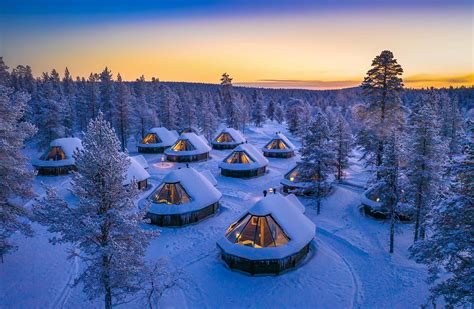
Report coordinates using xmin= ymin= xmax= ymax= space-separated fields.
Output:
xmin=159 ymin=85 xmax=178 ymax=130
xmin=134 ymin=75 xmax=153 ymax=139
xmin=10 ymin=65 xmax=36 ymax=94
xmin=0 ymin=57 xmax=10 ymax=87
xmin=115 ymin=73 xmax=132 ymax=151
xmin=438 ymin=92 xmax=464 ymax=156
xmin=332 ymin=113 xmax=353 ymax=181
xmin=252 ymin=90 xmax=266 ymax=127
xmin=199 ymin=93 xmax=218 ymax=141
xmin=0 ymin=86 xmax=37 ymax=258
xmin=33 ymin=73 xmax=67 ymax=149
xmin=377 ymin=133 xmax=402 ymax=253
xmin=358 ymin=50 xmax=404 ymax=179
xmin=286 ymin=99 xmax=306 ymax=135
xmin=219 ymin=73 xmax=242 ymax=129
xmin=33 ymin=113 xmax=156 ymax=308
xmin=274 ymin=103 xmax=285 ymax=123
xmin=99 ymin=67 xmax=114 ymax=123
xmin=266 ymin=98 xmax=276 ymax=121
xmin=178 ymin=90 xmax=198 ymax=129
xmin=410 ymin=121 xmax=473 ymax=307
xmin=406 ymin=102 xmax=446 ymax=242
xmin=299 ymin=111 xmax=335 ymax=214
xmin=86 ymin=73 xmax=100 ymax=120
xmin=62 ymin=67 xmax=76 ymax=135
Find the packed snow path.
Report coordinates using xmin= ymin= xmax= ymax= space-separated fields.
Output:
xmin=0 ymin=122 xmax=429 ymax=308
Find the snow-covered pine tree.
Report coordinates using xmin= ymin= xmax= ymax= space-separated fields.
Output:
xmin=286 ymin=98 xmax=306 ymax=135
xmin=33 ymin=72 xmax=67 ymax=149
xmin=62 ymin=67 xmax=76 ymax=135
xmin=0 ymin=57 xmax=10 ymax=87
xmin=10 ymin=65 xmax=36 ymax=94
xmin=410 ymin=120 xmax=473 ymax=307
xmin=159 ymin=85 xmax=179 ymax=130
xmin=86 ymin=73 xmax=100 ymax=120
xmin=252 ymin=89 xmax=266 ymax=127
xmin=33 ymin=113 xmax=156 ymax=308
xmin=406 ymin=102 xmax=446 ymax=242
xmin=438 ymin=92 xmax=464 ymax=156
xmin=219 ymin=73 xmax=243 ymax=129
xmin=199 ymin=92 xmax=218 ymax=141
xmin=0 ymin=86 xmax=37 ymax=258
xmin=332 ymin=113 xmax=353 ymax=181
xmin=133 ymin=75 xmax=153 ymax=139
xmin=358 ymin=50 xmax=404 ymax=179
xmin=377 ymin=133 xmax=402 ymax=253
xmin=75 ymin=76 xmax=89 ymax=133
xmin=299 ymin=111 xmax=335 ymax=214
xmin=99 ymin=67 xmax=114 ymax=124
xmin=115 ymin=73 xmax=132 ymax=151
xmin=274 ymin=102 xmax=285 ymax=123
xmin=266 ymin=97 xmax=276 ymax=122
xmin=178 ymin=90 xmax=198 ymax=130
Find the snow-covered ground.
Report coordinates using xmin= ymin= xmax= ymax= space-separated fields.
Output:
xmin=0 ymin=122 xmax=430 ymax=308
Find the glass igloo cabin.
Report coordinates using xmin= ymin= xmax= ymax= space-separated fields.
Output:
xmin=262 ymin=132 xmax=296 ymax=158
xmin=361 ymin=184 xmax=413 ymax=222
xmin=144 ymin=166 xmax=222 ymax=226
xmin=137 ymin=127 xmax=179 ymax=153
xmin=280 ymin=162 xmax=321 ymax=195
xmin=164 ymin=132 xmax=212 ymax=162
xmin=217 ymin=192 xmax=315 ymax=275
xmin=211 ymin=127 xmax=246 ymax=150
xmin=219 ymin=143 xmax=269 ymax=178
xmin=32 ymin=137 xmax=83 ymax=175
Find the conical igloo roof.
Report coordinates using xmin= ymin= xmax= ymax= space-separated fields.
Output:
xmin=263 ymin=132 xmax=296 ymax=152
xmin=33 ymin=137 xmax=83 ymax=167
xmin=165 ymin=132 xmax=211 ymax=156
xmin=139 ymin=127 xmax=179 ymax=147
xmin=217 ymin=193 xmax=315 ymax=260
xmin=219 ymin=143 xmax=268 ymax=171
xmin=280 ymin=162 xmax=320 ymax=189
xmin=212 ymin=128 xmax=246 ymax=145
xmin=146 ymin=167 xmax=222 ymax=215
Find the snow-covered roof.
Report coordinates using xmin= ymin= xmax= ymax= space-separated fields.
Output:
xmin=280 ymin=162 xmax=315 ymax=189
xmin=164 ymin=132 xmax=211 ymax=156
xmin=212 ymin=128 xmax=246 ymax=145
xmin=262 ymin=132 xmax=296 ymax=153
xmin=131 ymin=155 xmax=149 ymax=169
xmin=32 ymin=137 xmax=83 ymax=167
xmin=138 ymin=127 xmax=179 ymax=148
xmin=217 ymin=193 xmax=315 ymax=260
xmin=218 ymin=143 xmax=269 ymax=171
xmin=145 ymin=167 xmax=222 ymax=215
xmin=124 ymin=156 xmax=151 ymax=185
xmin=200 ymin=169 xmax=218 ymax=186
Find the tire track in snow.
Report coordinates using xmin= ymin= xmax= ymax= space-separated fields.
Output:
xmin=316 ymin=228 xmax=365 ymax=308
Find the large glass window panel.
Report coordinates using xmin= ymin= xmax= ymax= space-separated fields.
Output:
xmin=150 ymin=183 xmax=190 ymax=205
xmin=254 ymin=217 xmax=276 ymax=248
xmin=141 ymin=133 xmax=161 ymax=144
xmin=266 ymin=215 xmax=290 ymax=246
xmin=41 ymin=146 xmax=66 ymax=161
xmin=215 ymin=133 xmax=234 ymax=143
xmin=225 ymin=151 xmax=254 ymax=164
xmin=171 ymin=139 xmax=195 ymax=151
xmin=225 ymin=214 xmax=251 ymax=243
xmin=265 ymin=139 xmax=288 ymax=150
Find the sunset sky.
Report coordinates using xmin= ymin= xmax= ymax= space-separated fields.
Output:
xmin=1 ymin=0 xmax=473 ymax=89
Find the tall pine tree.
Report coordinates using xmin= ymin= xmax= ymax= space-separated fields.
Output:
xmin=34 ymin=113 xmax=156 ymax=308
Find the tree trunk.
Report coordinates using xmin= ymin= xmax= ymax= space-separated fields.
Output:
xmin=389 ymin=209 xmax=395 ymax=253
xmin=105 ymin=286 xmax=112 ymax=309
xmin=414 ymin=201 xmax=421 ymax=242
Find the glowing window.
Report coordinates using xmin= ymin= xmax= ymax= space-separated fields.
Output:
xmin=40 ymin=146 xmax=66 ymax=161
xmin=141 ymin=133 xmax=161 ymax=144
xmin=171 ymin=139 xmax=195 ymax=151
xmin=225 ymin=214 xmax=289 ymax=248
xmin=285 ymin=164 xmax=319 ymax=182
xmin=265 ymin=139 xmax=288 ymax=150
xmin=150 ymin=182 xmax=191 ymax=205
xmin=225 ymin=151 xmax=254 ymax=164
xmin=215 ymin=133 xmax=234 ymax=143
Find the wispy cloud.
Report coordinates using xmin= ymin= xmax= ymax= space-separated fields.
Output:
xmin=236 ymin=79 xmax=360 ymax=90
xmin=236 ymin=73 xmax=474 ymax=90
